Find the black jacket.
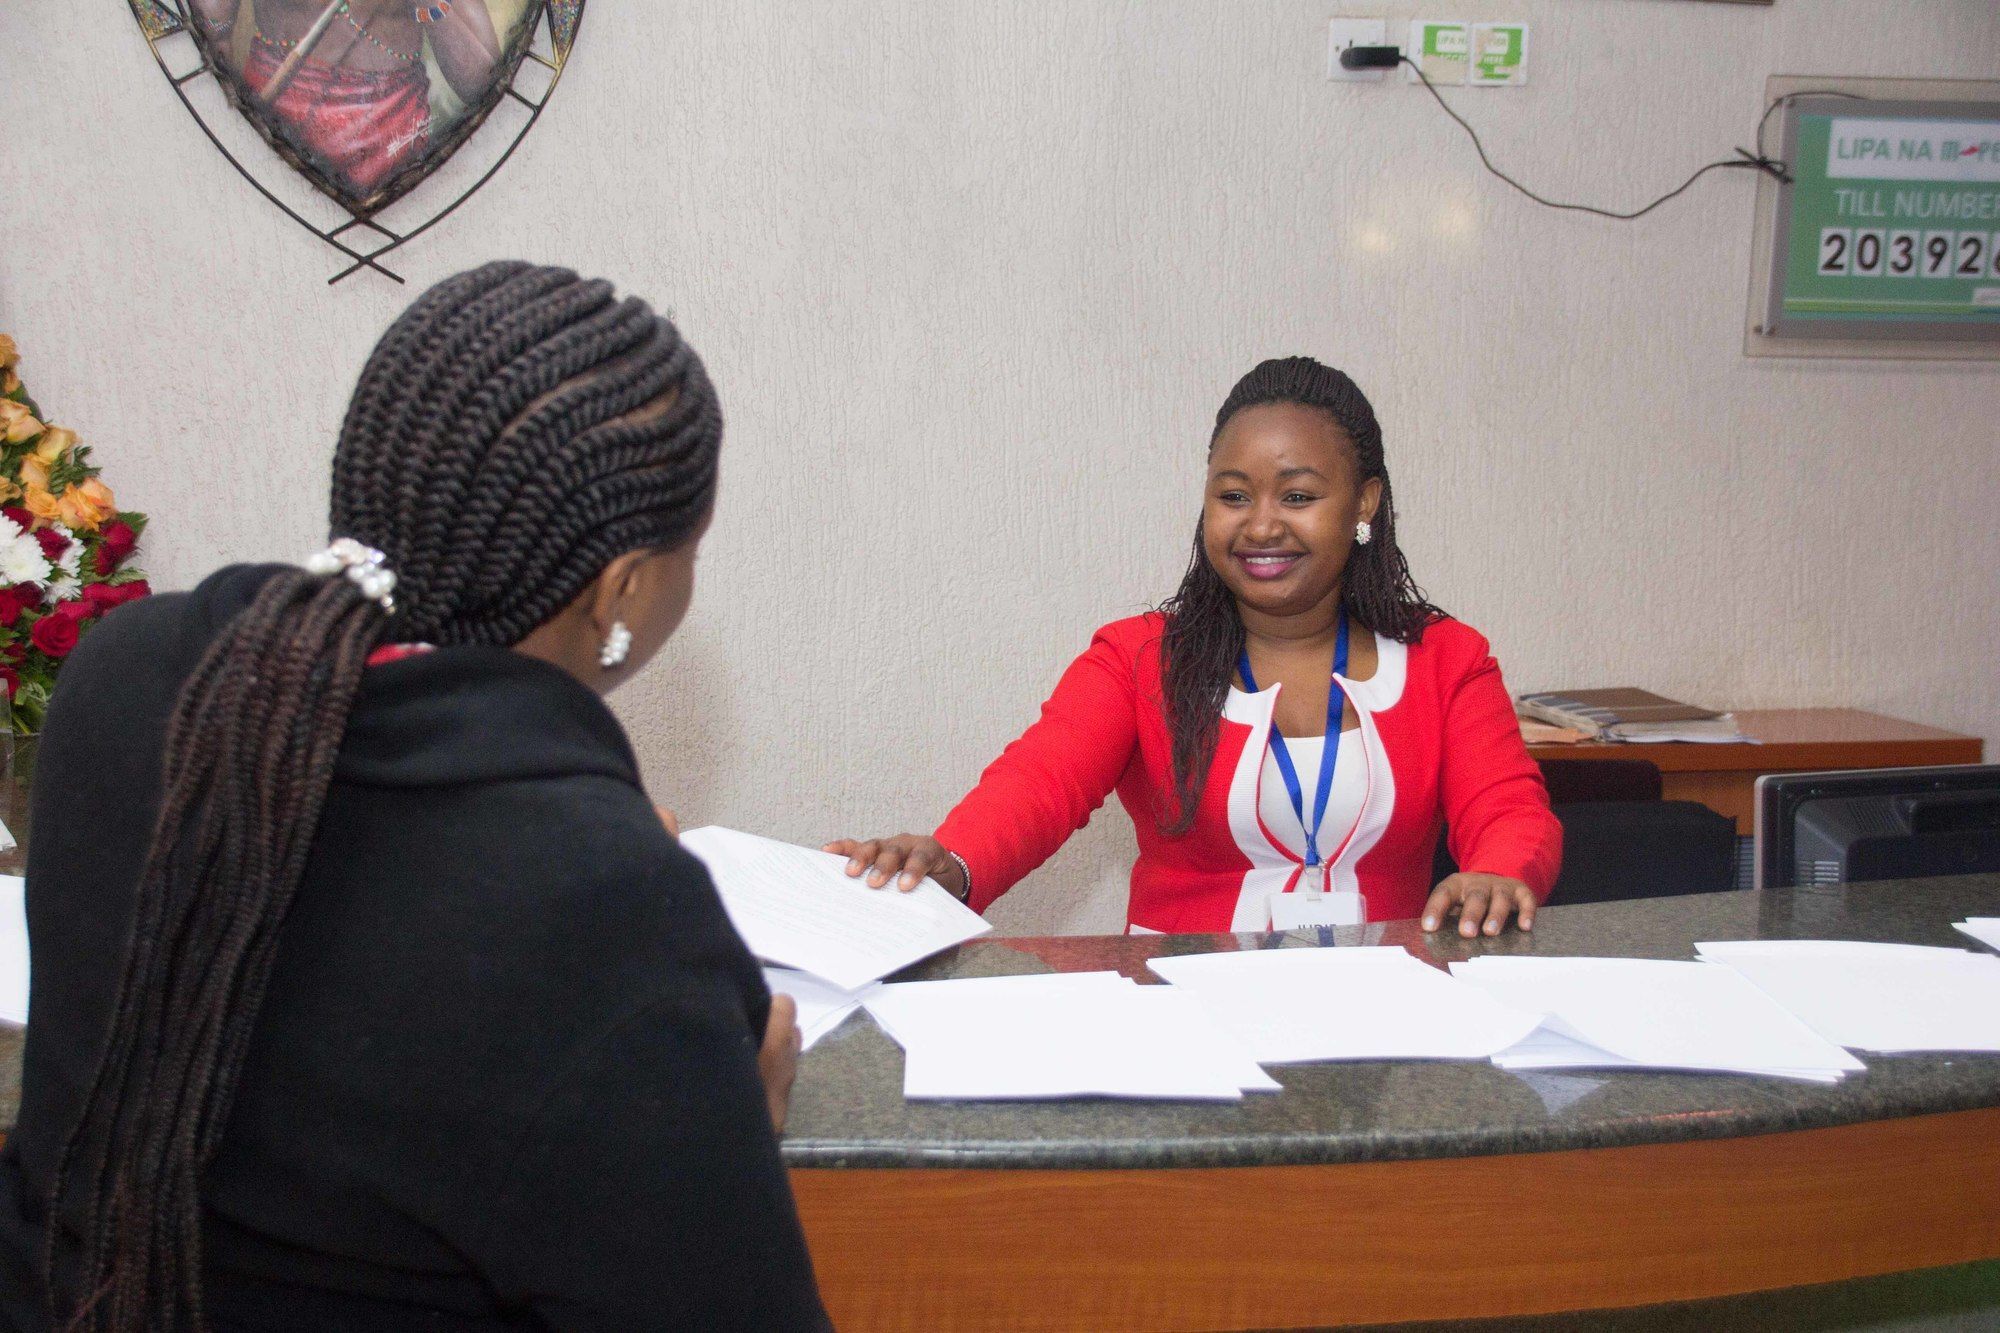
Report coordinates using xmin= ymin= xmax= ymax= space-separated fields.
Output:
xmin=0 ymin=566 xmax=829 ymax=1330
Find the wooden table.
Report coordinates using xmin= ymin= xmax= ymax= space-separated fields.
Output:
xmin=1527 ymin=708 xmax=1983 ymax=834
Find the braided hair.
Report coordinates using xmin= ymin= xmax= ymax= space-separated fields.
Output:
xmin=1157 ymin=357 xmax=1443 ymax=833
xmin=44 ymin=262 xmax=722 ymax=1332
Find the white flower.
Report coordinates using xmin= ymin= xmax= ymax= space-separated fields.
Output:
xmin=42 ymin=524 xmax=83 ymax=603
xmin=0 ymin=529 xmax=51 ymax=589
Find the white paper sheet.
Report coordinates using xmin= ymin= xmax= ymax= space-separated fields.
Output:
xmin=1145 ymin=945 xmax=1545 ymax=1064
xmin=867 ymin=972 xmax=1277 ymax=1101
xmin=1454 ymin=956 xmax=1862 ymax=1082
xmin=1697 ymin=939 xmax=2000 ymax=1053
xmin=1953 ymin=919 xmax=2000 ymax=954
xmin=680 ymin=826 xmax=991 ymax=991
xmin=0 ymin=875 xmax=24 ymax=1026
xmin=762 ymin=967 xmax=879 ymax=1051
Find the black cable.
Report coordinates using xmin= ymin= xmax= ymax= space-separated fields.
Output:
xmin=1401 ymin=55 xmax=1798 ymax=221
xmin=1752 ymin=89 xmax=1872 ymax=161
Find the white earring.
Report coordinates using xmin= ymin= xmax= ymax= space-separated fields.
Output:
xmin=1355 ymin=520 xmax=1372 ymax=546
xmin=598 ymin=620 xmax=632 ymax=669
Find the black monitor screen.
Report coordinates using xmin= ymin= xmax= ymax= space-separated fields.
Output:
xmin=1755 ymin=765 xmax=2000 ymax=891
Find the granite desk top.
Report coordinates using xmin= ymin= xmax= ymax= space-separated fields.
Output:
xmin=4 ymin=875 xmax=1999 ymax=1172
xmin=779 ymin=873 xmax=2000 ymax=1169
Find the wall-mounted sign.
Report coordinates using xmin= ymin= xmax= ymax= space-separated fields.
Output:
xmin=127 ymin=0 xmax=585 ymax=284
xmin=1748 ymin=77 xmax=2000 ymax=359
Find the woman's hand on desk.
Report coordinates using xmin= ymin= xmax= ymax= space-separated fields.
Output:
xmin=760 ymin=993 xmax=801 ymax=1133
xmin=821 ymin=834 xmax=968 ymax=899
xmin=1422 ymin=873 xmax=1537 ymax=938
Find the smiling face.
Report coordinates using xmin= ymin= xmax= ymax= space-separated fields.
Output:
xmin=1201 ymin=401 xmax=1383 ymax=623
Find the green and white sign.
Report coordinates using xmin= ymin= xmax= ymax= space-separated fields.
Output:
xmin=1765 ymin=97 xmax=2000 ymax=341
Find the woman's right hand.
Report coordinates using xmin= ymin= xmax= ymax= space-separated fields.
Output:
xmin=821 ymin=834 xmax=967 ymax=899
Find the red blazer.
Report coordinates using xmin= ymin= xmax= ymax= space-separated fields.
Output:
xmin=936 ymin=614 xmax=1561 ymax=932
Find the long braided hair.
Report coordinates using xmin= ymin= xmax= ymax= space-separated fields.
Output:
xmin=1157 ymin=357 xmax=1442 ymax=833
xmin=44 ymin=262 xmax=722 ymax=1332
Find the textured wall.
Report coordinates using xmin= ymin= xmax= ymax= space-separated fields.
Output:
xmin=2 ymin=1 xmax=1996 ymax=934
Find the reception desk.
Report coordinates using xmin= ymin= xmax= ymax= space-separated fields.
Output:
xmin=779 ymin=875 xmax=2000 ymax=1330
xmin=2 ymin=878 xmax=1998 ymax=1328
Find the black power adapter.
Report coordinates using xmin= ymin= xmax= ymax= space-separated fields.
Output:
xmin=1339 ymin=45 xmax=1403 ymax=71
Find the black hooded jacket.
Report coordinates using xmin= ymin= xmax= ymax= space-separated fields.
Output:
xmin=0 ymin=565 xmax=829 ymax=1330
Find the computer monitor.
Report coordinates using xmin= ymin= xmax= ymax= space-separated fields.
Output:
xmin=1754 ymin=765 xmax=2000 ymax=891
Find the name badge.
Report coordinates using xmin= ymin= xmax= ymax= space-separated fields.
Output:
xmin=1270 ymin=890 xmax=1366 ymax=930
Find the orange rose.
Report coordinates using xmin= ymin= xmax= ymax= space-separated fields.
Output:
xmin=33 ymin=426 xmax=76 ymax=464
xmin=23 ymin=488 xmax=61 ymax=527
xmin=0 ymin=336 xmax=17 ymax=370
xmin=18 ymin=456 xmax=50 ymax=494
xmin=0 ymin=371 xmax=16 ymax=396
xmin=55 ymin=479 xmax=116 ymax=533
xmin=0 ymin=401 xmax=41 ymax=444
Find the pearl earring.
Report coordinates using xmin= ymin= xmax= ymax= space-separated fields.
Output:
xmin=1355 ymin=520 xmax=1372 ymax=546
xmin=599 ymin=620 xmax=632 ymax=669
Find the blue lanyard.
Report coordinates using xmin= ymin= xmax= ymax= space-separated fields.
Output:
xmin=1238 ymin=615 xmax=1349 ymax=869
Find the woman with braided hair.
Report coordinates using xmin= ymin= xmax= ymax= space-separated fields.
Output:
xmin=830 ymin=357 xmax=1561 ymax=939
xmin=0 ymin=262 xmax=829 ymax=1330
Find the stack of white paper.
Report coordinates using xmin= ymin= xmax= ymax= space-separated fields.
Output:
xmin=1953 ymin=919 xmax=2000 ymax=954
xmin=1145 ymin=946 xmax=1544 ymax=1064
xmin=0 ymin=875 xmax=24 ymax=1026
xmin=680 ymin=827 xmax=991 ymax=990
xmin=863 ymin=972 xmax=1279 ymax=1101
xmin=1452 ymin=957 xmax=1863 ymax=1083
xmin=763 ymin=968 xmax=878 ymax=1051
xmin=1698 ymin=939 xmax=2000 ymax=1053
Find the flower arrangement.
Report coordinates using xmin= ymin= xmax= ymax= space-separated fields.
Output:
xmin=0 ymin=335 xmax=149 ymax=733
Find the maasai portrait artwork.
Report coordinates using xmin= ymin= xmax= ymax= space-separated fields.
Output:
xmin=186 ymin=0 xmax=547 ymax=214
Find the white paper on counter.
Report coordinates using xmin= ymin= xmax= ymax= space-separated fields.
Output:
xmin=0 ymin=876 xmax=24 ymax=1026
xmin=870 ymin=973 xmax=1276 ymax=1101
xmin=681 ymin=826 xmax=990 ymax=991
xmin=1146 ymin=945 xmax=1544 ymax=1064
xmin=1953 ymin=919 xmax=2000 ymax=954
xmin=762 ymin=967 xmax=879 ymax=1050
xmin=1454 ymin=956 xmax=1862 ymax=1082
xmin=1697 ymin=939 xmax=2000 ymax=1053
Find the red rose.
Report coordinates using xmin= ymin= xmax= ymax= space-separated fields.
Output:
xmin=30 ymin=612 xmax=79 ymax=658
xmin=95 ymin=521 xmax=137 ymax=576
xmin=2 ymin=507 xmax=34 ymax=534
xmin=0 ymin=585 xmax=39 ymax=629
xmin=55 ymin=598 xmax=98 ymax=624
xmin=88 ymin=580 xmax=149 ymax=610
xmin=33 ymin=528 xmax=69 ymax=562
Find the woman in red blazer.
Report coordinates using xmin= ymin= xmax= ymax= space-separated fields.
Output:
xmin=830 ymin=358 xmax=1561 ymax=937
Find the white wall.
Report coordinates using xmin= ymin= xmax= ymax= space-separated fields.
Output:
xmin=3 ymin=1 xmax=1997 ymax=934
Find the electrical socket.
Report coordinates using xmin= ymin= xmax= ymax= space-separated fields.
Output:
xmin=1327 ymin=18 xmax=1388 ymax=83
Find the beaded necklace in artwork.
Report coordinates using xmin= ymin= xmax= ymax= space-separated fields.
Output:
xmin=253 ymin=1 xmax=421 ymax=63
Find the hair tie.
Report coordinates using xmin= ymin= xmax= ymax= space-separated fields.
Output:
xmin=304 ymin=537 xmax=397 ymax=613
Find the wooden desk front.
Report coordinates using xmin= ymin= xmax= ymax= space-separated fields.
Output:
xmin=1527 ymin=708 xmax=1983 ymax=833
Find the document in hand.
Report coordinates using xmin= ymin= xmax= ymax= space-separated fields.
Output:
xmin=0 ymin=875 xmax=22 ymax=1026
xmin=680 ymin=826 xmax=991 ymax=991
xmin=864 ymin=972 xmax=1279 ymax=1101
xmin=762 ymin=967 xmax=880 ymax=1051
xmin=1953 ymin=919 xmax=2000 ymax=954
xmin=1451 ymin=957 xmax=1864 ymax=1083
xmin=1696 ymin=940 xmax=2000 ymax=1053
xmin=1145 ymin=946 xmax=1544 ymax=1064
